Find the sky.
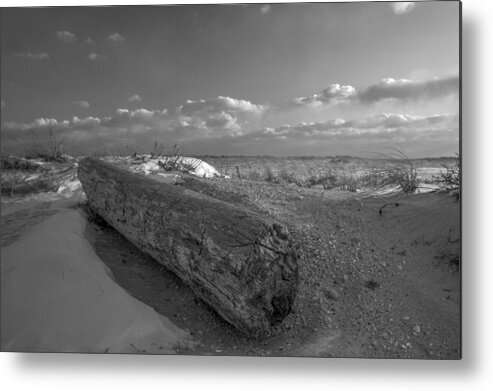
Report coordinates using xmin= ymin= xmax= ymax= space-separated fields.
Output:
xmin=0 ymin=1 xmax=460 ymax=157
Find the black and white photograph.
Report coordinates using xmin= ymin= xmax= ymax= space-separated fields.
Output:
xmin=1 ymin=1 xmax=461 ymax=360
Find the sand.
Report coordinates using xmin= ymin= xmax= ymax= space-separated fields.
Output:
xmin=1 ymin=198 xmax=191 ymax=353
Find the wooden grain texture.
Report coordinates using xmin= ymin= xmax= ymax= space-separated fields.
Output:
xmin=78 ymin=158 xmax=299 ymax=337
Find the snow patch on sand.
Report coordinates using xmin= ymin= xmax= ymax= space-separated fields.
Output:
xmin=102 ymin=154 xmax=226 ymax=178
xmin=1 ymin=208 xmax=192 ymax=353
xmin=57 ymin=177 xmax=82 ymax=195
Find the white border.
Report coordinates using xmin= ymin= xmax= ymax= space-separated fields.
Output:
xmin=2 ymin=1 xmax=493 ymax=390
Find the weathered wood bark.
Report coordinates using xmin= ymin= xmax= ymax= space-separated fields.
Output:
xmin=78 ymin=158 xmax=298 ymax=337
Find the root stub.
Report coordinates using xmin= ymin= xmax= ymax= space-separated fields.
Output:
xmin=78 ymin=158 xmax=299 ymax=337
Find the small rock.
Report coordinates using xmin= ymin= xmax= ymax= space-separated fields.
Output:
xmin=343 ymin=274 xmax=349 ymax=283
xmin=326 ymin=288 xmax=340 ymax=300
xmin=413 ymin=325 xmax=421 ymax=334
xmin=402 ymin=316 xmax=410 ymax=321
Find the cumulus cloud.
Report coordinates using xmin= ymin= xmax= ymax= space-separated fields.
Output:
xmin=0 ymin=94 xmax=267 ymax=154
xmin=204 ymin=112 xmax=241 ymax=134
xmin=56 ymin=30 xmax=76 ymax=43
xmin=391 ymin=2 xmax=416 ymax=15
xmin=1 ymin=96 xmax=262 ymax=152
xmin=284 ymin=76 xmax=458 ymax=110
xmin=1 ymin=100 xmax=5 ymax=108
xmin=261 ymin=5 xmax=271 ymax=15
xmin=108 ymin=33 xmax=125 ymax=44
xmin=284 ymin=84 xmax=358 ymax=108
xmin=14 ymin=52 xmax=50 ymax=60
xmin=110 ymin=108 xmax=168 ymax=125
xmin=85 ymin=37 xmax=95 ymax=45
xmin=359 ymin=76 xmax=459 ymax=103
xmin=176 ymin=96 xmax=267 ymax=136
xmin=73 ymin=100 xmax=90 ymax=109
xmin=1 ymin=105 xmax=458 ymax=158
xmin=250 ymin=112 xmax=457 ymax=141
xmin=1 ymin=108 xmax=172 ymax=154
xmin=128 ymin=94 xmax=142 ymax=103
xmin=2 ymin=108 xmax=168 ymax=133
xmin=0 ymin=74 xmax=459 ymax=157
xmin=223 ymin=112 xmax=458 ymax=157
xmin=88 ymin=52 xmax=107 ymax=62
xmin=179 ymin=96 xmax=266 ymax=117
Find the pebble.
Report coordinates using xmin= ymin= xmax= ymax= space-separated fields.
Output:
xmin=413 ymin=325 xmax=421 ymax=334
xmin=402 ymin=316 xmax=410 ymax=321
xmin=343 ymin=274 xmax=349 ymax=283
xmin=326 ymin=288 xmax=340 ymax=300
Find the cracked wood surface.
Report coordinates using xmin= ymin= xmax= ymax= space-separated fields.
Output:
xmin=78 ymin=158 xmax=299 ymax=337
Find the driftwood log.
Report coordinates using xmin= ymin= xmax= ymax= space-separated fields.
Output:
xmin=78 ymin=158 xmax=298 ymax=337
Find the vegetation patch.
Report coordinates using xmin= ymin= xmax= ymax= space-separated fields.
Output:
xmin=433 ymin=154 xmax=460 ymax=200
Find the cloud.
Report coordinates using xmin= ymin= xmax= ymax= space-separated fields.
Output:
xmin=108 ymin=108 xmax=168 ymax=125
xmin=391 ymin=2 xmax=416 ymax=15
xmin=73 ymin=100 xmax=90 ymax=109
xmin=177 ymin=96 xmax=267 ymax=136
xmin=1 ymin=106 xmax=458 ymax=158
xmin=226 ymin=112 xmax=459 ymax=156
xmin=250 ymin=112 xmax=457 ymax=141
xmin=359 ymin=76 xmax=459 ymax=103
xmin=261 ymin=5 xmax=271 ymax=15
xmin=0 ymin=96 xmax=264 ymax=154
xmin=128 ymin=94 xmax=142 ymax=103
xmin=282 ymin=76 xmax=458 ymax=111
xmin=0 ymin=75 xmax=459 ymax=157
xmin=179 ymin=96 xmax=266 ymax=119
xmin=85 ymin=37 xmax=95 ymax=45
xmin=204 ymin=112 xmax=241 ymax=134
xmin=284 ymin=84 xmax=358 ymax=109
xmin=14 ymin=52 xmax=50 ymax=60
xmin=108 ymin=33 xmax=125 ymax=44
xmin=1 ymin=100 xmax=5 ymax=108
xmin=56 ymin=30 xmax=76 ymax=43
xmin=88 ymin=52 xmax=107 ymax=62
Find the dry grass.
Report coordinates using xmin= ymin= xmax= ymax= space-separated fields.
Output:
xmin=24 ymin=130 xmax=68 ymax=163
xmin=374 ymin=145 xmax=420 ymax=194
xmin=199 ymin=153 xmax=452 ymax=195
xmin=433 ymin=154 xmax=460 ymax=199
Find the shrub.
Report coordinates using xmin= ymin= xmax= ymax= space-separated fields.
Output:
xmin=0 ymin=155 xmax=41 ymax=172
xmin=155 ymin=144 xmax=202 ymax=174
xmin=337 ymin=172 xmax=359 ymax=192
xmin=24 ymin=129 xmax=67 ymax=162
xmin=306 ymin=170 xmax=338 ymax=189
xmin=433 ymin=154 xmax=460 ymax=199
xmin=150 ymin=141 xmax=166 ymax=158
xmin=264 ymin=166 xmax=276 ymax=182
